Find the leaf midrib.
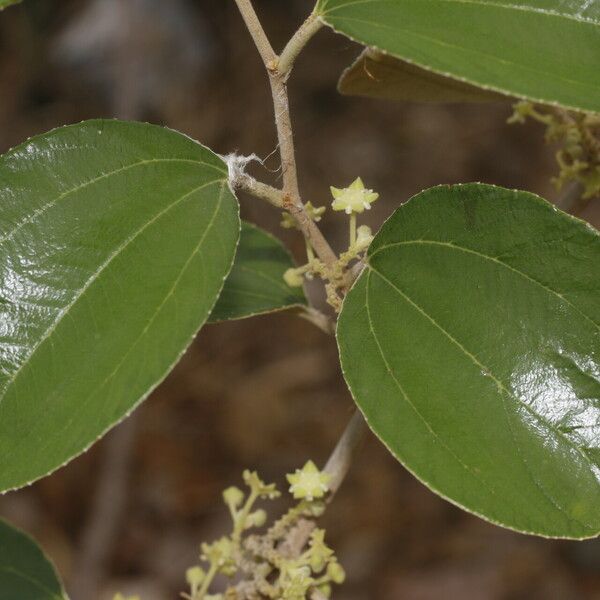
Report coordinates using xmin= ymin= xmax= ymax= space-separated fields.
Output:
xmin=363 ymin=270 xmax=592 ymax=530
xmin=0 ymin=157 xmax=224 ymax=245
xmin=0 ymin=177 xmax=223 ymax=404
xmin=367 ymin=265 xmax=599 ymax=484
xmin=4 ymin=182 xmax=230 ymax=482
xmin=370 ymin=239 xmax=600 ymax=332
xmin=363 ymin=271 xmax=500 ymax=499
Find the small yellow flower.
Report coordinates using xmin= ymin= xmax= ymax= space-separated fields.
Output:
xmin=330 ymin=177 xmax=379 ymax=214
xmin=286 ymin=460 xmax=331 ymax=501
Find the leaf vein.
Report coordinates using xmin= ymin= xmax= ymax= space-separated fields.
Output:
xmin=368 ymin=267 xmax=597 ymax=479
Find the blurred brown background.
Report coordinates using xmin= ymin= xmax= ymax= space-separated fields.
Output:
xmin=0 ymin=1 xmax=598 ymax=598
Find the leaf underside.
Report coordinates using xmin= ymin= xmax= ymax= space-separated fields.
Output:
xmin=209 ymin=221 xmax=306 ymax=322
xmin=337 ymin=183 xmax=600 ymax=539
xmin=338 ymin=49 xmax=507 ymax=104
xmin=0 ymin=120 xmax=239 ymax=492
xmin=319 ymin=0 xmax=600 ymax=113
xmin=0 ymin=519 xmax=67 ymax=600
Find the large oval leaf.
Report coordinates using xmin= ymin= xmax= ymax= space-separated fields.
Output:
xmin=209 ymin=221 xmax=306 ymax=322
xmin=0 ymin=120 xmax=239 ymax=492
xmin=318 ymin=0 xmax=600 ymax=113
xmin=337 ymin=183 xmax=600 ymax=538
xmin=339 ymin=49 xmax=507 ymax=104
xmin=0 ymin=519 xmax=67 ymax=599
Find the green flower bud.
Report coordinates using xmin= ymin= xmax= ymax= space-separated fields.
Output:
xmin=186 ymin=565 xmax=205 ymax=592
xmin=222 ymin=486 xmax=244 ymax=509
xmin=283 ymin=268 xmax=304 ymax=288
xmin=327 ymin=561 xmax=346 ymax=584
xmin=355 ymin=225 xmax=373 ymax=251
xmin=246 ymin=508 xmax=267 ymax=528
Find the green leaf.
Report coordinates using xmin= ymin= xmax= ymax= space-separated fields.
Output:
xmin=0 ymin=120 xmax=239 ymax=492
xmin=0 ymin=519 xmax=67 ymax=599
xmin=209 ymin=221 xmax=306 ymax=322
xmin=318 ymin=0 xmax=600 ymax=113
xmin=0 ymin=0 xmax=21 ymax=10
xmin=337 ymin=183 xmax=600 ymax=539
xmin=338 ymin=49 xmax=507 ymax=103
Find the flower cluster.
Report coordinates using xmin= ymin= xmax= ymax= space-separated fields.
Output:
xmin=181 ymin=462 xmax=344 ymax=599
xmin=281 ymin=177 xmax=379 ymax=304
xmin=509 ymin=101 xmax=600 ymax=200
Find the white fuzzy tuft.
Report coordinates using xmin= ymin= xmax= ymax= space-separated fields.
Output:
xmin=220 ymin=152 xmax=262 ymax=189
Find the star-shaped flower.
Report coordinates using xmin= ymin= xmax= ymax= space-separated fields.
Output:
xmin=330 ymin=177 xmax=379 ymax=214
xmin=286 ymin=460 xmax=331 ymax=501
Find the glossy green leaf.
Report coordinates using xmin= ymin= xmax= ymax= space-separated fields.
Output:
xmin=0 ymin=0 xmax=21 ymax=10
xmin=339 ymin=49 xmax=507 ymax=103
xmin=0 ymin=120 xmax=239 ymax=492
xmin=318 ymin=0 xmax=600 ymax=113
xmin=209 ymin=221 xmax=306 ymax=322
xmin=337 ymin=183 xmax=600 ymax=539
xmin=0 ymin=519 xmax=67 ymax=600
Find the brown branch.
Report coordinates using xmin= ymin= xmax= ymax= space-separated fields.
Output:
xmin=268 ymin=69 xmax=338 ymax=269
xmin=324 ymin=410 xmax=368 ymax=497
xmin=232 ymin=0 xmax=369 ymax=573
xmin=232 ymin=172 xmax=284 ymax=208
xmin=278 ymin=11 xmax=323 ymax=76
xmin=298 ymin=306 xmax=335 ymax=335
xmin=233 ymin=0 xmax=276 ymax=67
xmin=233 ymin=0 xmax=338 ymax=271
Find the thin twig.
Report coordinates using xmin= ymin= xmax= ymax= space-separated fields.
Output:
xmin=268 ymin=71 xmax=338 ymax=269
xmin=232 ymin=172 xmax=284 ymax=208
xmin=324 ymin=410 xmax=368 ymax=497
xmin=298 ymin=306 xmax=335 ymax=335
xmin=278 ymin=11 xmax=324 ymax=77
xmin=233 ymin=1 xmax=369 ymax=569
xmin=233 ymin=0 xmax=276 ymax=67
xmin=234 ymin=0 xmax=338 ymax=271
